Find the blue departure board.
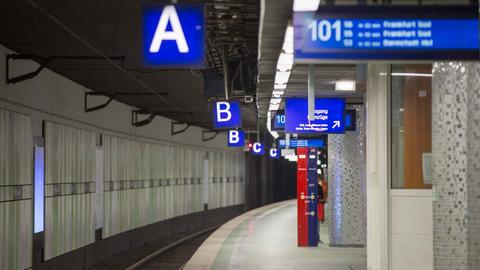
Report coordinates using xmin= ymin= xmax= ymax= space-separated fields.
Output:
xmin=294 ymin=5 xmax=479 ymax=61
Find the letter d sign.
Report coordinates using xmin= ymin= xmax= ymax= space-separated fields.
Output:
xmin=213 ymin=101 xmax=241 ymax=129
xmin=228 ymin=130 xmax=245 ymax=147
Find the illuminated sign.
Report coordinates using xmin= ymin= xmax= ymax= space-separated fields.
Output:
xmin=271 ymin=111 xmax=285 ymax=131
xmin=269 ymin=148 xmax=280 ymax=159
xmin=143 ymin=4 xmax=205 ymax=68
xmin=251 ymin=142 xmax=265 ymax=155
xmin=285 ymin=98 xmax=346 ymax=134
xmin=294 ymin=5 xmax=479 ymax=61
xmin=278 ymin=139 xmax=325 ymax=148
xmin=228 ymin=130 xmax=245 ymax=147
xmin=213 ymin=101 xmax=241 ymax=129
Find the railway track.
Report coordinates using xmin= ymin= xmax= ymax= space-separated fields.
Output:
xmin=126 ymin=226 xmax=217 ymax=270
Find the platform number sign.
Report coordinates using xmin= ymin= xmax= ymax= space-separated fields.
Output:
xmin=269 ymin=148 xmax=280 ymax=159
xmin=143 ymin=4 xmax=205 ymax=68
xmin=228 ymin=130 xmax=245 ymax=147
xmin=213 ymin=101 xmax=242 ymax=129
xmin=251 ymin=142 xmax=265 ymax=156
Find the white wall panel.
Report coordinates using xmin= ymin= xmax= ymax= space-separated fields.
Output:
xmin=0 ymin=109 xmax=32 ymax=270
xmin=44 ymin=121 xmax=96 ymax=260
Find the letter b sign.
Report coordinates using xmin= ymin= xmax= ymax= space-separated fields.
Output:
xmin=228 ymin=130 xmax=245 ymax=147
xmin=213 ymin=101 xmax=241 ymax=129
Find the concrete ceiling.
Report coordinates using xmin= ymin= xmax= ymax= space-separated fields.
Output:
xmin=0 ymin=0 xmax=260 ymax=129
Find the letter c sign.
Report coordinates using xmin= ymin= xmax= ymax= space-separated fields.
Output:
xmin=251 ymin=142 xmax=265 ymax=156
xmin=213 ymin=101 xmax=241 ymax=129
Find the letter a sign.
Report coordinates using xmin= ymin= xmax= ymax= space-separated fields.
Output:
xmin=143 ymin=4 xmax=205 ymax=68
xmin=213 ymin=101 xmax=241 ymax=129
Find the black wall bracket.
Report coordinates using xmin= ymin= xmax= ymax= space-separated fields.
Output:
xmin=202 ymin=130 xmax=221 ymax=142
xmin=85 ymin=91 xmax=166 ymax=112
xmin=171 ymin=121 xmax=191 ymax=136
xmin=132 ymin=110 xmax=193 ymax=128
xmin=5 ymin=54 xmax=125 ymax=84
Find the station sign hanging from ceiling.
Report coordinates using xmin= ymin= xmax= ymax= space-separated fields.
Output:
xmin=285 ymin=98 xmax=345 ymax=134
xmin=228 ymin=130 xmax=245 ymax=147
xmin=213 ymin=101 xmax=242 ymax=129
xmin=143 ymin=4 xmax=205 ymax=68
xmin=271 ymin=111 xmax=286 ymax=131
xmin=293 ymin=5 xmax=479 ymax=62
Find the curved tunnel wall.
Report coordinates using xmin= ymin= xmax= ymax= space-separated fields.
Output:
xmin=0 ymin=44 xmax=246 ymax=269
xmin=328 ymin=105 xmax=366 ymax=247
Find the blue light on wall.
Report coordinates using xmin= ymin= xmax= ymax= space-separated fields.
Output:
xmin=143 ymin=4 xmax=205 ymax=68
xmin=251 ymin=142 xmax=265 ymax=155
xmin=228 ymin=130 xmax=245 ymax=147
xmin=34 ymin=146 xmax=44 ymax=233
xmin=285 ymin=98 xmax=346 ymax=134
xmin=213 ymin=101 xmax=242 ymax=129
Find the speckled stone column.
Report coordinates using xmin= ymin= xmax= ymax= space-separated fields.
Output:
xmin=432 ymin=62 xmax=480 ymax=270
xmin=327 ymin=105 xmax=366 ymax=247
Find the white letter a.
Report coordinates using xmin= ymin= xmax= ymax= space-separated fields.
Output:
xmin=149 ymin=5 xmax=189 ymax=53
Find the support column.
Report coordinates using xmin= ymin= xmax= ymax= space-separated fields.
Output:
xmin=366 ymin=64 xmax=390 ymax=270
xmin=432 ymin=62 xmax=480 ymax=270
xmin=328 ymin=105 xmax=366 ymax=247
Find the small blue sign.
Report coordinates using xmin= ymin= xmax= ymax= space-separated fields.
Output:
xmin=278 ymin=139 xmax=325 ymax=149
xmin=294 ymin=5 xmax=479 ymax=61
xmin=228 ymin=130 xmax=245 ymax=147
xmin=143 ymin=4 xmax=205 ymax=68
xmin=272 ymin=111 xmax=285 ymax=131
xmin=285 ymin=98 xmax=346 ymax=134
xmin=251 ymin=142 xmax=265 ymax=155
xmin=213 ymin=101 xmax=242 ymax=129
xmin=269 ymin=148 xmax=280 ymax=159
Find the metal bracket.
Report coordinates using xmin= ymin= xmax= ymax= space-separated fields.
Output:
xmin=171 ymin=121 xmax=191 ymax=136
xmin=5 ymin=54 xmax=125 ymax=84
xmin=132 ymin=110 xmax=193 ymax=127
xmin=202 ymin=130 xmax=221 ymax=142
xmin=132 ymin=110 xmax=157 ymax=127
xmin=85 ymin=91 xmax=166 ymax=112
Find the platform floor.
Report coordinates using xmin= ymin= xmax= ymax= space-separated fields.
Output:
xmin=184 ymin=200 xmax=366 ymax=270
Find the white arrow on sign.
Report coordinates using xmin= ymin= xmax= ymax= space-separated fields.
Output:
xmin=332 ymin=121 xmax=340 ymax=128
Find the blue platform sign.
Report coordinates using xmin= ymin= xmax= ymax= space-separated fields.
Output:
xmin=294 ymin=5 xmax=479 ymax=61
xmin=228 ymin=130 xmax=245 ymax=147
xmin=269 ymin=148 xmax=280 ymax=159
xmin=213 ymin=101 xmax=241 ymax=129
xmin=143 ymin=4 xmax=205 ymax=68
xmin=272 ymin=111 xmax=286 ymax=131
xmin=278 ymin=139 xmax=325 ymax=149
xmin=251 ymin=142 xmax=265 ymax=155
xmin=285 ymin=98 xmax=345 ymax=134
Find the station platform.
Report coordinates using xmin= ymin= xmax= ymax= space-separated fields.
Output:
xmin=184 ymin=200 xmax=366 ymax=270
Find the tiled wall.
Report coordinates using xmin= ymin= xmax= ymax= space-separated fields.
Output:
xmin=432 ymin=63 xmax=480 ymax=270
xmin=328 ymin=105 xmax=366 ymax=246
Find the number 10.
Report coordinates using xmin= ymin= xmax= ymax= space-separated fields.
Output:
xmin=308 ymin=20 xmax=341 ymax=42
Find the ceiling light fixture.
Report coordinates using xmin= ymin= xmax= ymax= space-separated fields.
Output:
xmin=335 ymin=80 xmax=356 ymax=91
xmin=391 ymin=72 xmax=433 ymax=77
xmin=293 ymin=0 xmax=321 ymax=12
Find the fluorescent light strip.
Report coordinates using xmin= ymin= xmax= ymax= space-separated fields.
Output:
xmin=391 ymin=72 xmax=433 ymax=77
xmin=293 ymin=0 xmax=320 ymax=12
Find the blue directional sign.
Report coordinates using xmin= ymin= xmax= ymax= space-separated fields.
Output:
xmin=278 ymin=139 xmax=325 ymax=149
xmin=269 ymin=148 xmax=280 ymax=159
xmin=213 ymin=101 xmax=242 ymax=129
xmin=228 ymin=130 xmax=245 ymax=147
xmin=293 ymin=5 xmax=479 ymax=61
xmin=271 ymin=111 xmax=285 ymax=131
xmin=285 ymin=98 xmax=345 ymax=134
xmin=143 ymin=4 xmax=205 ymax=68
xmin=251 ymin=142 xmax=265 ymax=155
